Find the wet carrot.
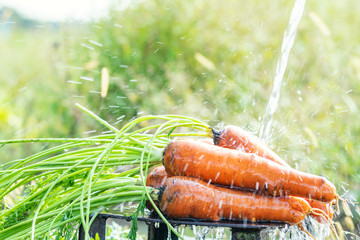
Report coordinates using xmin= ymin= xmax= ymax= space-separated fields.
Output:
xmin=148 ymin=166 xmax=334 ymax=227
xmin=163 ymin=139 xmax=336 ymax=202
xmin=213 ymin=125 xmax=290 ymax=167
xmin=145 ymin=166 xmax=169 ymax=210
xmin=160 ymin=176 xmax=311 ymax=224
xmin=212 ymin=127 xmax=336 ymax=218
xmin=305 ymin=198 xmax=334 ymax=223
xmin=146 ymin=165 xmax=168 ymax=189
xmin=151 ymin=154 xmax=335 ymax=223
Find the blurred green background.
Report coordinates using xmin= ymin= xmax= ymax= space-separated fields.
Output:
xmin=0 ymin=0 xmax=359 ymax=235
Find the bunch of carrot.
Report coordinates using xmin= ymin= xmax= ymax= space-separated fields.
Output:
xmin=146 ymin=125 xmax=337 ymax=229
xmin=0 ymin=104 xmax=340 ymax=240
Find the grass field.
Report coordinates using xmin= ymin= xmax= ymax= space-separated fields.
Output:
xmin=1 ymin=0 xmax=359 ymax=235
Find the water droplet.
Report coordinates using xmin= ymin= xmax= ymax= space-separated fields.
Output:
xmin=88 ymin=40 xmax=103 ymax=47
xmin=80 ymin=76 xmax=94 ymax=81
xmin=80 ymin=43 xmax=94 ymax=50
xmin=67 ymin=80 xmax=82 ymax=84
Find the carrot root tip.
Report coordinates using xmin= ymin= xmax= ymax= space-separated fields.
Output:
xmin=298 ymin=223 xmax=317 ymax=240
xmin=311 ymin=208 xmax=340 ymax=240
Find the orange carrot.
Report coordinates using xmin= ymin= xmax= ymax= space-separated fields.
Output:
xmin=163 ymin=139 xmax=336 ymax=202
xmin=305 ymin=198 xmax=334 ymax=223
xmin=145 ymin=166 xmax=169 ymax=210
xmin=151 ymin=155 xmax=335 ymax=223
xmin=147 ymin=167 xmax=334 ymax=227
xmin=146 ymin=165 xmax=168 ymax=189
xmin=212 ymin=126 xmax=336 ymax=220
xmin=213 ymin=125 xmax=290 ymax=167
xmin=160 ymin=176 xmax=311 ymax=224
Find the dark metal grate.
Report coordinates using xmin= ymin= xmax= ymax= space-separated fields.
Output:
xmin=79 ymin=213 xmax=285 ymax=240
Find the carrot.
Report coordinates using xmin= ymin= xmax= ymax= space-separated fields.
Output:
xmin=153 ymin=153 xmax=335 ymax=224
xmin=159 ymin=176 xmax=311 ymax=224
xmin=163 ymin=139 xmax=336 ymax=202
xmin=145 ymin=166 xmax=169 ymax=210
xmin=213 ymin=125 xmax=290 ymax=167
xmin=305 ymin=198 xmax=334 ymax=223
xmin=146 ymin=165 xmax=168 ymax=189
xmin=148 ymin=165 xmax=333 ymax=230
xmin=212 ymin=126 xmax=336 ymax=221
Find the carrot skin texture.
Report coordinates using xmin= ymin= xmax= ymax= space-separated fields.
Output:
xmin=305 ymin=198 xmax=334 ymax=223
xmin=147 ymin=167 xmax=316 ymax=224
xmin=214 ymin=127 xmax=336 ymax=211
xmin=150 ymin=151 xmax=335 ymax=222
xmin=146 ymin=165 xmax=168 ymax=189
xmin=214 ymin=125 xmax=290 ymax=167
xmin=163 ymin=140 xmax=336 ymax=202
xmin=145 ymin=166 xmax=169 ymax=210
xmin=160 ymin=176 xmax=311 ymax=224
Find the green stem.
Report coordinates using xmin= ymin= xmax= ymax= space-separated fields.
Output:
xmin=75 ymin=103 xmax=120 ymax=134
xmin=139 ymin=121 xmax=184 ymax=240
xmin=4 ymin=142 xmax=85 ymax=170
xmin=0 ymin=138 xmax=112 ymax=145
xmin=80 ymin=134 xmax=123 ymax=240
xmin=30 ymin=151 xmax=102 ymax=240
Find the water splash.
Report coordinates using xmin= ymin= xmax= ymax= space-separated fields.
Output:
xmin=167 ymin=225 xmax=171 ymax=240
xmin=259 ymin=0 xmax=306 ymax=141
xmin=260 ymin=217 xmax=331 ymax=240
xmin=215 ymin=227 xmax=225 ymax=239
xmin=192 ymin=225 xmax=210 ymax=240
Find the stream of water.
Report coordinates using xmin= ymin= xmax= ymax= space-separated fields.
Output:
xmin=256 ymin=0 xmax=333 ymax=239
xmin=259 ymin=0 xmax=306 ymax=141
